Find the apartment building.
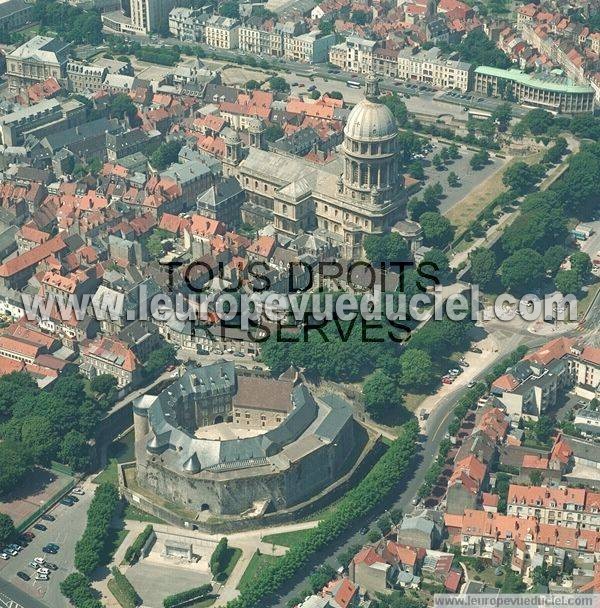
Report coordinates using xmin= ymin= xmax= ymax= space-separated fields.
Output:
xmin=66 ymin=61 xmax=108 ymax=94
xmin=507 ymin=485 xmax=600 ymax=530
xmin=473 ymin=66 xmax=595 ymax=113
xmin=398 ymin=47 xmax=472 ymax=91
xmin=239 ymin=17 xmax=276 ymax=56
xmin=6 ymin=36 xmax=71 ymax=93
xmin=80 ymin=336 xmax=140 ymax=388
xmin=284 ymin=30 xmax=335 ymax=63
xmin=168 ymin=7 xmax=206 ymax=41
xmin=204 ymin=16 xmax=240 ymax=50
xmin=329 ymin=36 xmax=377 ymax=73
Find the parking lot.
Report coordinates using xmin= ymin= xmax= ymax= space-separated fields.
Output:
xmin=420 ymin=141 xmax=507 ymax=215
xmin=0 ymin=483 xmax=94 ymax=608
xmin=126 ymin=562 xmax=212 ymax=608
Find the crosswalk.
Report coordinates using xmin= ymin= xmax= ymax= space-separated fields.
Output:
xmin=0 ymin=592 xmax=24 ymax=608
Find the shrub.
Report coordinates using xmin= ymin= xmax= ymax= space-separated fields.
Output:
xmin=109 ymin=567 xmax=140 ymax=608
xmin=163 ymin=584 xmax=213 ymax=608
xmin=124 ymin=525 xmax=153 ymax=565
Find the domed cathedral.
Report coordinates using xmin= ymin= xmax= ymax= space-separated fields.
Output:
xmin=229 ymin=76 xmax=407 ymax=259
xmin=331 ymin=75 xmax=406 ymax=257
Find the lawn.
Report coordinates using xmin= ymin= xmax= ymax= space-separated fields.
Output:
xmin=107 ymin=527 xmax=129 ymax=563
xmin=107 ymin=575 xmax=138 ymax=608
xmin=262 ymin=528 xmax=313 ymax=548
xmin=237 ymin=552 xmax=280 ymax=590
xmin=123 ymin=503 xmax=166 ymax=524
xmin=93 ymin=458 xmax=119 ymax=487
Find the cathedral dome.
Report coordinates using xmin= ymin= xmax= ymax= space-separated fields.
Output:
xmin=344 ymin=99 xmax=397 ymax=142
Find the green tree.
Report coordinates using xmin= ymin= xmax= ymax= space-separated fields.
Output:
xmin=543 ymin=245 xmax=568 ymax=275
xmin=379 ymin=93 xmax=408 ymax=126
xmin=491 ymin=102 xmax=512 ymax=131
xmin=245 ymin=79 xmax=260 ymax=90
xmin=362 ymin=370 xmax=402 ymax=414
xmin=447 ymin=171 xmax=460 ymax=187
xmin=420 ymin=212 xmax=455 ymax=247
xmin=59 ymin=430 xmax=91 ymax=472
xmin=398 ymin=349 xmax=433 ymax=389
xmin=500 ymin=248 xmax=545 ymax=293
xmin=264 ymin=124 xmax=284 ymax=142
xmin=328 ymin=90 xmax=343 ymax=100
xmin=421 ymin=247 xmax=451 ymax=281
xmin=0 ymin=513 xmax=14 ymax=544
xmin=0 ymin=441 xmax=33 ymax=496
xmin=269 ymin=76 xmax=290 ymax=93
xmin=520 ymin=108 xmax=554 ymax=135
xmin=470 ymin=248 xmax=497 ymax=288
xmin=529 ymin=469 xmax=543 ymax=486
xmin=555 ymin=269 xmax=582 ymax=295
xmin=470 ymin=149 xmax=490 ymax=170
xmin=20 ymin=415 xmax=58 ymax=464
xmin=150 ymin=141 xmax=183 ymax=171
xmin=570 ymin=251 xmax=592 ymax=278
xmin=364 ymin=233 xmax=410 ymax=264
xmin=110 ymin=94 xmax=137 ymax=122
xmin=458 ymin=29 xmax=511 ymax=68
xmin=90 ymin=374 xmax=117 ymax=396
xmin=502 ymin=161 xmax=535 ymax=195
xmin=534 ymin=415 xmax=554 ymax=445
xmin=447 ymin=142 xmax=460 ymax=159
xmin=210 ymin=537 xmax=229 ymax=578
xmin=219 ymin=1 xmax=239 ymax=17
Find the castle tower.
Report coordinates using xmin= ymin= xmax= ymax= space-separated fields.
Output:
xmin=133 ymin=395 xmax=155 ymax=475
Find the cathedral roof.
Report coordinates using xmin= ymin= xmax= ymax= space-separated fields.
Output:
xmin=344 ymin=99 xmax=397 ymax=142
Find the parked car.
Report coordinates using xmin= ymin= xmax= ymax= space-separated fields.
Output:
xmin=28 ymin=562 xmax=39 ymax=569
xmin=46 ymin=562 xmax=58 ymax=571
xmin=359 ymin=527 xmax=368 ymax=535
xmin=17 ymin=571 xmax=30 ymax=581
xmin=67 ymin=495 xmax=79 ymax=503
xmin=234 ymin=351 xmax=245 ymax=357
xmin=37 ymin=567 xmax=50 ymax=575
xmin=34 ymin=557 xmax=46 ymax=565
xmin=469 ymin=346 xmax=483 ymax=354
xmin=35 ymin=573 xmax=49 ymax=581
xmin=33 ymin=523 xmax=47 ymax=531
xmin=0 ymin=553 xmax=9 ymax=560
xmin=42 ymin=545 xmax=57 ymax=554
xmin=442 ymin=376 xmax=453 ymax=385
xmin=22 ymin=531 xmax=35 ymax=540
xmin=72 ymin=488 xmax=85 ymax=496
xmin=449 ymin=368 xmax=461 ymax=376
xmin=46 ymin=543 xmax=59 ymax=552
xmin=467 ymin=381 xmax=476 ymax=388
xmin=59 ymin=498 xmax=73 ymax=506
xmin=40 ymin=514 xmax=55 ymax=522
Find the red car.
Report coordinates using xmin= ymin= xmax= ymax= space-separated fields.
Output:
xmin=442 ymin=376 xmax=453 ymax=385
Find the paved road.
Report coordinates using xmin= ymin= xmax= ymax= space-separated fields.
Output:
xmin=0 ymin=579 xmax=47 ymax=608
xmin=268 ymin=329 xmax=549 ymax=608
xmin=0 ymin=484 xmax=94 ymax=608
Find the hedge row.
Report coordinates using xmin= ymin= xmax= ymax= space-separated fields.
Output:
xmin=109 ymin=567 xmax=140 ymax=608
xmin=74 ymin=483 xmax=121 ymax=576
xmin=227 ymin=421 xmax=420 ymax=608
xmin=163 ymin=583 xmax=213 ymax=608
xmin=124 ymin=524 xmax=154 ymax=565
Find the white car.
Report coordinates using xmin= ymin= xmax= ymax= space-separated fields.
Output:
xmin=72 ymin=488 xmax=85 ymax=495
xmin=34 ymin=557 xmax=46 ymax=565
xmin=37 ymin=567 xmax=50 ymax=575
xmin=35 ymin=574 xmax=49 ymax=581
xmin=0 ymin=553 xmax=9 ymax=560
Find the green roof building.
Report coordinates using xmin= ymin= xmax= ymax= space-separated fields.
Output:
xmin=474 ymin=66 xmax=595 ymax=114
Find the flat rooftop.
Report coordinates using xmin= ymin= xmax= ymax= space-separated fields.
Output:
xmin=475 ymin=66 xmax=594 ymax=94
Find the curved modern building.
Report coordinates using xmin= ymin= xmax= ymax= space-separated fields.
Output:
xmin=133 ymin=363 xmax=366 ymax=516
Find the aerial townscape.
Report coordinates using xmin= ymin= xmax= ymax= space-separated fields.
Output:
xmin=0 ymin=0 xmax=599 ymax=606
